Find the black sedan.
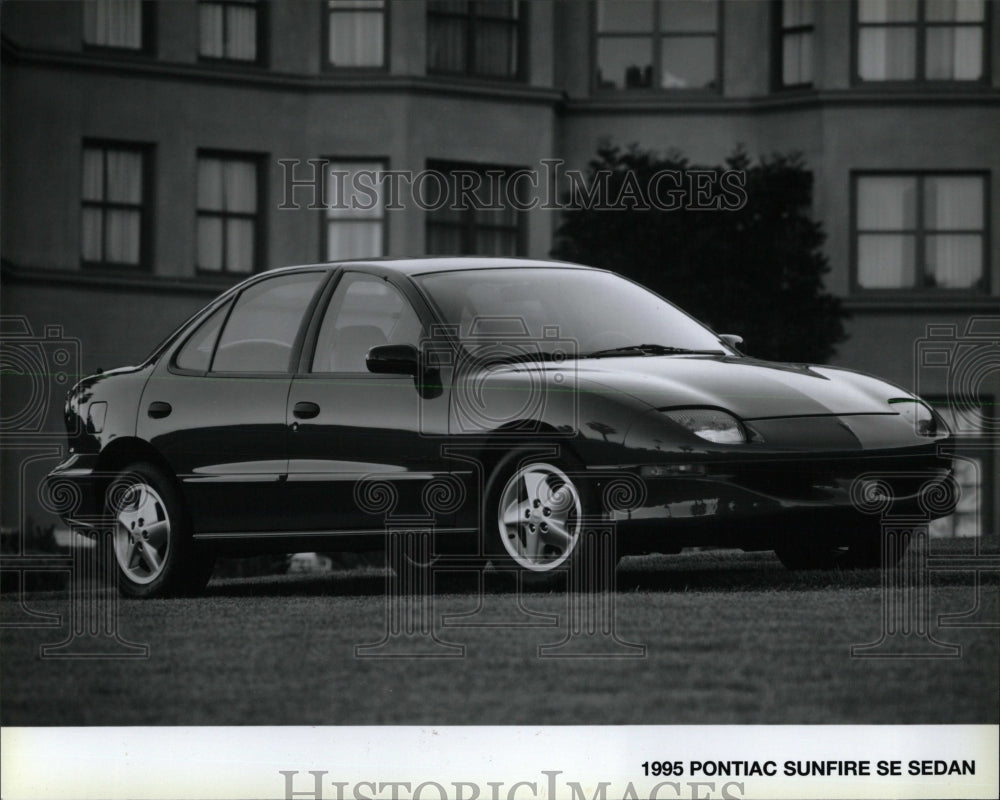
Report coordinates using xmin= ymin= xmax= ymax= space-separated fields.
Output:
xmin=46 ymin=258 xmax=956 ymax=596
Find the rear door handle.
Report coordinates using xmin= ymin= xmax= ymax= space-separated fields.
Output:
xmin=293 ymin=401 xmax=320 ymax=420
xmin=147 ymin=401 xmax=172 ymax=419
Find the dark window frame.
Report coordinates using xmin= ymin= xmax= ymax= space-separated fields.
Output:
xmin=424 ymin=160 xmax=527 ymax=257
xmin=81 ymin=0 xmax=157 ymax=55
xmin=772 ymin=0 xmax=815 ymax=90
xmin=195 ymin=148 xmax=268 ymax=276
xmin=850 ymin=169 xmax=991 ymax=295
xmin=850 ymin=0 xmax=991 ymax=86
xmin=322 ymin=0 xmax=389 ymax=72
xmin=318 ymin=157 xmax=390 ymax=262
xmin=591 ymin=0 xmax=723 ymax=94
xmin=80 ymin=139 xmax=154 ymax=272
xmin=197 ymin=0 xmax=269 ymax=66
xmin=426 ymin=0 xmax=526 ymax=81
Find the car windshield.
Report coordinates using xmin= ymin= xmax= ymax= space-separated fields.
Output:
xmin=415 ymin=267 xmax=730 ymax=358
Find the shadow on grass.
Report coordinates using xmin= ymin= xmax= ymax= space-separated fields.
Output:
xmin=203 ymin=541 xmax=999 ymax=599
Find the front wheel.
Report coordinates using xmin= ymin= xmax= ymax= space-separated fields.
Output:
xmin=485 ymin=452 xmax=589 ymax=586
xmin=107 ymin=462 xmax=214 ymax=598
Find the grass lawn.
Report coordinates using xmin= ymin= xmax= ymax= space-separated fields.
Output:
xmin=1 ymin=545 xmax=997 ymax=726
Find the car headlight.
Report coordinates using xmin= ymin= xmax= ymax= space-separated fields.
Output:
xmin=663 ymin=408 xmax=747 ymax=444
xmin=889 ymin=398 xmax=944 ymax=437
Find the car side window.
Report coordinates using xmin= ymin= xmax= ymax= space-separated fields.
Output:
xmin=173 ymin=301 xmax=231 ymax=372
xmin=211 ymin=271 xmax=325 ymax=373
xmin=311 ymin=273 xmax=423 ymax=373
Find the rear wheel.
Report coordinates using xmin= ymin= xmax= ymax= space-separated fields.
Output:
xmin=107 ymin=462 xmax=214 ymax=597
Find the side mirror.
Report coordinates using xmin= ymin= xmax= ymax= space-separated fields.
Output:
xmin=366 ymin=344 xmax=419 ymax=376
xmin=719 ymin=334 xmax=744 ymax=350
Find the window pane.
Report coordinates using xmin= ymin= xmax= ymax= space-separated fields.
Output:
xmin=226 ymin=4 xmax=258 ymax=60
xmin=106 ymin=150 xmax=143 ymax=204
xmin=477 ymin=1 xmax=518 ymax=20
xmin=857 ymin=177 xmax=917 ymax=229
xmin=199 ymin=3 xmax=225 ymax=57
xmin=225 ymin=218 xmax=256 ymax=273
xmin=596 ymin=37 xmax=653 ymax=88
xmin=924 ymin=176 xmax=983 ymax=230
xmin=926 ymin=234 xmax=982 ymax=288
xmin=926 ymin=0 xmax=984 ymax=21
xmin=660 ymin=36 xmax=716 ymax=88
xmin=223 ymin=160 xmax=258 ymax=213
xmin=176 ymin=302 xmax=230 ymax=372
xmin=83 ymin=0 xmax=143 ymax=48
xmin=82 ymin=149 xmax=104 ymax=201
xmin=105 ymin=209 xmax=141 ymax=264
xmin=475 ymin=227 xmax=519 ymax=255
xmin=782 ymin=0 xmax=815 ymax=27
xmin=858 ymin=27 xmax=916 ymax=80
xmin=329 ymin=2 xmax=385 ymax=66
xmin=327 ymin=221 xmax=382 ymax=260
xmin=858 ymin=0 xmax=917 ymax=22
xmin=213 ymin=273 xmax=325 ymax=373
xmin=81 ymin=208 xmax=103 ymax=261
xmin=659 ymin=0 xmax=717 ymax=31
xmin=473 ymin=19 xmax=517 ymax=76
xmin=426 ymin=224 xmax=465 ymax=255
xmin=198 ymin=158 xmax=225 ymax=211
xmin=926 ymin=27 xmax=983 ymax=79
xmin=782 ymin=30 xmax=813 ymax=84
xmin=312 ymin=274 xmax=421 ymax=372
xmin=857 ymin=234 xmax=916 ymax=288
xmin=427 ymin=15 xmax=467 ymax=72
xmin=596 ymin=0 xmax=653 ymax=32
xmin=327 ymin=162 xmax=385 ymax=219
xmin=197 ymin=217 xmax=224 ymax=271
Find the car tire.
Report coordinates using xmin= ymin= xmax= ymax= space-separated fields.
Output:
xmin=106 ymin=462 xmax=214 ymax=598
xmin=483 ymin=449 xmax=596 ymax=588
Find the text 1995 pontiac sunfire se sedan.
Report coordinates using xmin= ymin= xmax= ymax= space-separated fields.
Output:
xmin=46 ymin=258 xmax=956 ymax=596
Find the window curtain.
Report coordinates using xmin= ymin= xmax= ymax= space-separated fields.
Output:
xmin=326 ymin=162 xmax=384 ymax=259
xmin=199 ymin=3 xmax=225 ymax=56
xmin=926 ymin=27 xmax=983 ymax=79
xmin=227 ymin=4 xmax=258 ymax=61
xmin=82 ymin=147 xmax=142 ymax=265
xmin=924 ymin=176 xmax=982 ymax=288
xmin=858 ymin=28 xmax=916 ymax=80
xmin=197 ymin=158 xmax=257 ymax=272
xmin=473 ymin=20 xmax=516 ymax=76
xmin=84 ymin=0 xmax=142 ymax=48
xmin=856 ymin=177 xmax=916 ymax=288
xmin=329 ymin=2 xmax=384 ymax=67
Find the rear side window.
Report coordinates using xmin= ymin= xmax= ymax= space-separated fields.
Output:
xmin=212 ymin=272 xmax=325 ymax=373
xmin=173 ymin=301 xmax=231 ymax=372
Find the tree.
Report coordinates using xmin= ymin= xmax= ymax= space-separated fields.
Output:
xmin=551 ymin=144 xmax=848 ymax=363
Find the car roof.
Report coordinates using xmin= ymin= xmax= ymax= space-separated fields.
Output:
xmin=261 ymin=256 xmax=598 ymax=278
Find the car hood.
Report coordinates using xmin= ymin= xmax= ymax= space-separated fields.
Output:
xmin=571 ymin=354 xmax=908 ymax=419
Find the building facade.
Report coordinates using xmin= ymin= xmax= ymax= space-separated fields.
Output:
xmin=2 ymin=0 xmax=998 ymax=535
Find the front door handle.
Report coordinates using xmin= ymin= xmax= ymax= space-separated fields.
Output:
xmin=293 ymin=401 xmax=320 ymax=420
xmin=147 ymin=401 xmax=172 ymax=419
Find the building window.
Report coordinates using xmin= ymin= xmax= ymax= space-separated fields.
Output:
xmin=326 ymin=0 xmax=385 ymax=68
xmin=595 ymin=0 xmax=719 ymax=91
xmin=197 ymin=154 xmax=262 ymax=274
xmin=83 ymin=0 xmax=148 ymax=50
xmin=325 ymin=162 xmax=386 ymax=260
xmin=854 ymin=173 xmax=986 ymax=291
xmin=81 ymin=143 xmax=149 ymax=268
xmin=776 ymin=0 xmax=814 ymax=87
xmin=199 ymin=1 xmax=262 ymax=62
xmin=427 ymin=1 xmax=521 ymax=79
xmin=425 ymin=162 xmax=525 ymax=256
xmin=855 ymin=0 xmax=987 ymax=82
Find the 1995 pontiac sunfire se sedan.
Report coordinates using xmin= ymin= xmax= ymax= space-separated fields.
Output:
xmin=46 ymin=258 xmax=956 ymax=597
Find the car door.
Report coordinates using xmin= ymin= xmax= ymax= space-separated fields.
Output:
xmin=138 ymin=270 xmax=328 ymax=534
xmin=285 ymin=270 xmax=452 ymax=533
